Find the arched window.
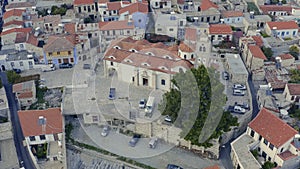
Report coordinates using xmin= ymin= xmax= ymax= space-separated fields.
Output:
xmin=184 ymin=55 xmax=187 ymax=59
xmin=191 ymin=54 xmax=194 ymax=59
xmin=199 ymin=46 xmax=202 ymax=51
xmin=203 ymin=47 xmax=206 ymax=52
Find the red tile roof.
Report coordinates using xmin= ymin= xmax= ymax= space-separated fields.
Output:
xmin=259 ymin=5 xmax=292 ymax=15
xmin=248 ymin=108 xmax=298 ymax=147
xmin=5 ymin=2 xmax=34 ymax=10
xmin=287 ymin=84 xmax=300 ymax=95
xmin=179 ymin=42 xmax=194 ymax=52
xmin=278 ymin=53 xmax=294 ymax=60
xmin=98 ymin=0 xmax=109 ymax=3
xmin=248 ymin=45 xmax=267 ymax=60
xmin=74 ymin=0 xmax=95 ymax=5
xmin=15 ymin=32 xmax=27 ymax=43
xmin=266 ymin=21 xmax=299 ymax=30
xmin=0 ymin=27 xmax=31 ymax=36
xmin=200 ymin=0 xmax=218 ymax=11
xmin=204 ymin=165 xmax=220 ymax=169
xmin=185 ymin=27 xmax=197 ymax=41
xmin=222 ymin=11 xmax=243 ymax=18
xmin=209 ymin=24 xmax=232 ymax=34
xmin=18 ymin=91 xmax=33 ymax=99
xmin=64 ymin=23 xmax=76 ymax=34
xmin=3 ymin=20 xmax=24 ymax=27
xmin=251 ymin=36 xmax=264 ymax=47
xmin=26 ymin=33 xmax=38 ymax=46
xmin=3 ymin=9 xmax=25 ymax=20
xmin=18 ymin=108 xmax=63 ymax=137
xmin=277 ymin=151 xmax=297 ymax=161
xmin=99 ymin=20 xmax=134 ymax=30
xmin=119 ymin=2 xmax=148 ymax=15
xmin=107 ymin=2 xmax=122 ymax=11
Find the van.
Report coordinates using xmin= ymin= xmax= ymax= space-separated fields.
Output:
xmin=149 ymin=137 xmax=158 ymax=149
xmin=145 ymin=96 xmax=155 ymax=116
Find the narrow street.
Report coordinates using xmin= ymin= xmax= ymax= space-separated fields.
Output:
xmin=0 ymin=72 xmax=36 ymax=169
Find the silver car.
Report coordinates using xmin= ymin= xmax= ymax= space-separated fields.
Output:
xmin=101 ymin=125 xmax=109 ymax=137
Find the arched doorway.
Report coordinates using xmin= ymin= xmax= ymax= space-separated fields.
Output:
xmin=1 ymin=65 xmax=5 ymax=71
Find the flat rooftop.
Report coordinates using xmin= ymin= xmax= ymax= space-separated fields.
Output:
xmin=226 ymin=54 xmax=248 ymax=75
xmin=0 ymin=88 xmax=8 ymax=111
xmin=231 ymin=133 xmax=261 ymax=169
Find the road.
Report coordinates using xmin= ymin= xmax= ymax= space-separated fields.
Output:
xmin=219 ymin=74 xmax=260 ymax=169
xmin=0 ymin=72 xmax=36 ymax=169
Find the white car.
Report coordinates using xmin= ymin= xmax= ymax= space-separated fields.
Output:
xmin=139 ymin=99 xmax=146 ymax=109
xmin=233 ymin=106 xmax=246 ymax=114
xmin=101 ymin=125 xmax=109 ymax=137
xmin=233 ymin=84 xmax=246 ymax=90
xmin=164 ymin=115 xmax=172 ymax=122
xmin=233 ymin=89 xmax=245 ymax=96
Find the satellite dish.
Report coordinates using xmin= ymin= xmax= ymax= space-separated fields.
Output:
xmin=47 ymin=9 xmax=51 ymax=15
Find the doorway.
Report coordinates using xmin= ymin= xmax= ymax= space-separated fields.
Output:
xmin=142 ymin=78 xmax=148 ymax=86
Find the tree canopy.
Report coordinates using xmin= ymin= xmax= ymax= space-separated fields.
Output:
xmin=289 ymin=45 xmax=299 ymax=60
xmin=6 ymin=70 xmax=21 ymax=84
xmin=289 ymin=69 xmax=300 ymax=83
xmin=159 ymin=65 xmax=239 ymax=147
xmin=261 ymin=47 xmax=273 ymax=60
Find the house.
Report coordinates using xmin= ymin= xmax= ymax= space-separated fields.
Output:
xmin=259 ymin=5 xmax=292 ymax=16
xmin=283 ymin=83 xmax=300 ymax=103
xmin=31 ymin=15 xmax=63 ymax=34
xmin=5 ymin=2 xmax=36 ymax=14
xmin=232 ymin=108 xmax=300 ymax=169
xmin=0 ymin=50 xmax=36 ymax=71
xmin=18 ymin=108 xmax=64 ymax=162
xmin=265 ymin=21 xmax=299 ymax=38
xmin=103 ymin=37 xmax=193 ymax=91
xmin=119 ymin=2 xmax=148 ymax=29
xmin=150 ymin=0 xmax=171 ymax=9
xmin=225 ymin=54 xmax=248 ymax=83
xmin=74 ymin=0 xmax=100 ymax=20
xmin=239 ymin=35 xmax=264 ymax=62
xmin=275 ymin=53 xmax=295 ymax=68
xmin=246 ymin=45 xmax=267 ymax=71
xmin=243 ymin=13 xmax=271 ymax=35
xmin=3 ymin=8 xmax=25 ymax=24
xmin=99 ymin=20 xmax=140 ymax=42
xmin=221 ymin=11 xmax=244 ymax=24
xmin=0 ymin=27 xmax=32 ymax=48
xmin=198 ymin=0 xmax=220 ymax=24
xmin=155 ymin=13 xmax=186 ymax=39
xmin=208 ymin=24 xmax=233 ymax=45
xmin=43 ymin=36 xmax=77 ymax=66
xmin=178 ymin=42 xmax=195 ymax=60
xmin=100 ymin=1 xmax=123 ymax=22
xmin=13 ymin=80 xmax=36 ymax=108
xmin=3 ymin=20 xmax=24 ymax=30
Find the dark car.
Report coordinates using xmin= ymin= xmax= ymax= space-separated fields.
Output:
xmin=222 ymin=71 xmax=229 ymax=80
xmin=129 ymin=134 xmax=141 ymax=147
xmin=59 ymin=63 xmax=73 ymax=69
xmin=13 ymin=68 xmax=21 ymax=74
xmin=167 ymin=164 xmax=183 ymax=169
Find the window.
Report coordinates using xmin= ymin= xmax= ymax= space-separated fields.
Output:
xmin=68 ymin=51 xmax=71 ymax=55
xmin=269 ymin=143 xmax=274 ymax=150
xmin=19 ymin=61 xmax=23 ymax=66
xmin=49 ymin=52 xmax=53 ymax=56
xmin=70 ymin=58 xmax=74 ymax=62
xmin=258 ymin=147 xmax=261 ymax=152
xmin=199 ymin=46 xmax=202 ymax=51
xmin=203 ymin=47 xmax=206 ymax=52
xmin=268 ymin=157 xmax=271 ymax=161
xmin=138 ymin=19 xmax=141 ymax=23
xmin=157 ymin=28 xmax=162 ymax=32
xmin=250 ymin=129 xmax=255 ymax=137
xmin=237 ymin=18 xmax=240 ymax=21
xmin=92 ymin=116 xmax=98 ymax=122
xmin=213 ymin=16 xmax=216 ymax=21
xmin=113 ymin=30 xmax=115 ymax=35
xmin=184 ymin=55 xmax=187 ymax=59
xmin=40 ymin=135 xmax=46 ymax=140
xmin=11 ymin=62 xmax=14 ymax=67
xmin=110 ymin=62 xmax=113 ymax=66
xmin=127 ymin=30 xmax=130 ymax=34
xmin=84 ymin=6 xmax=87 ymax=11
xmin=263 ymin=139 xmax=268 ymax=146
xmin=28 ymin=61 xmax=33 ymax=65
xmin=29 ymin=136 xmax=36 ymax=141
xmin=161 ymin=79 xmax=165 ymax=85
xmin=169 ymin=28 xmax=174 ymax=31
xmin=280 ymin=148 xmax=284 ymax=153
xmin=293 ymin=31 xmax=296 ymax=35
xmin=191 ymin=54 xmax=194 ymax=59
xmin=57 ymin=52 xmax=60 ymax=55
xmin=259 ymin=135 xmax=262 ymax=141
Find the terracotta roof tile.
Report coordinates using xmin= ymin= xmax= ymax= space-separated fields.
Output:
xmin=222 ymin=11 xmax=243 ymax=18
xmin=119 ymin=2 xmax=148 ymax=15
xmin=98 ymin=0 xmax=109 ymax=4
xmin=277 ymin=151 xmax=297 ymax=161
xmin=99 ymin=20 xmax=134 ymax=30
xmin=0 ymin=27 xmax=32 ymax=36
xmin=248 ymin=108 xmax=298 ymax=147
xmin=74 ymin=0 xmax=95 ymax=5
xmin=107 ymin=2 xmax=122 ymax=11
xmin=64 ymin=23 xmax=76 ymax=34
xmin=259 ymin=5 xmax=292 ymax=15
xmin=177 ymin=0 xmax=185 ymax=4
xmin=3 ymin=9 xmax=25 ymax=20
xmin=266 ymin=21 xmax=299 ymax=30
xmin=209 ymin=24 xmax=232 ymax=34
xmin=287 ymin=84 xmax=300 ymax=95
xmin=248 ymin=45 xmax=267 ymax=60
xmin=18 ymin=91 xmax=33 ymax=99
xmin=251 ymin=36 xmax=263 ymax=47
xmin=15 ymin=32 xmax=27 ymax=43
xmin=5 ymin=2 xmax=34 ymax=10
xmin=3 ymin=20 xmax=24 ymax=27
xmin=43 ymin=36 xmax=74 ymax=52
xmin=18 ymin=108 xmax=63 ymax=137
xmin=26 ymin=33 xmax=38 ymax=46
xmin=200 ymin=0 xmax=218 ymax=11
xmin=179 ymin=42 xmax=194 ymax=53
xmin=278 ymin=53 xmax=294 ymax=60
xmin=204 ymin=165 xmax=220 ymax=169
xmin=185 ymin=27 xmax=197 ymax=41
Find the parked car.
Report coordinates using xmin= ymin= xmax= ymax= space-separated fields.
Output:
xmin=164 ymin=115 xmax=172 ymax=123
xmin=108 ymin=88 xmax=116 ymax=100
xmin=222 ymin=71 xmax=229 ymax=80
xmin=149 ymin=137 xmax=158 ymax=149
xmin=129 ymin=134 xmax=141 ymax=147
xmin=42 ymin=64 xmax=55 ymax=72
xmin=233 ymin=84 xmax=246 ymax=90
xmin=83 ymin=64 xmax=91 ymax=69
xmin=139 ymin=99 xmax=146 ymax=109
xmin=59 ymin=63 xmax=73 ymax=69
xmin=235 ymin=102 xmax=249 ymax=110
xmin=227 ymin=105 xmax=235 ymax=112
xmin=233 ymin=89 xmax=245 ymax=96
xmin=13 ymin=68 xmax=21 ymax=74
xmin=167 ymin=164 xmax=183 ymax=169
xmin=233 ymin=106 xmax=246 ymax=114
xmin=101 ymin=125 xmax=110 ymax=137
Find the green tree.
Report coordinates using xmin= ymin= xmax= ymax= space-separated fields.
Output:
xmin=6 ymin=70 xmax=21 ymax=84
xmin=262 ymin=161 xmax=276 ymax=169
xmin=84 ymin=17 xmax=93 ymax=23
xmin=289 ymin=45 xmax=299 ymax=60
xmin=261 ymin=47 xmax=273 ymax=60
xmin=289 ymin=69 xmax=300 ymax=83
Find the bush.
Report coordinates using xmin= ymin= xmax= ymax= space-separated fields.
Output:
xmin=6 ymin=70 xmax=21 ymax=84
